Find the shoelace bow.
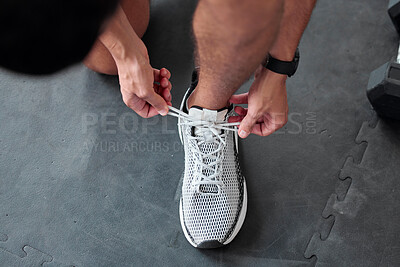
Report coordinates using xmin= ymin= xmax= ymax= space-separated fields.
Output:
xmin=168 ymin=106 xmax=240 ymax=191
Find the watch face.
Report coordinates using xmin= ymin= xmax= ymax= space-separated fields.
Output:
xmin=292 ymin=48 xmax=300 ymax=75
xmin=294 ymin=57 xmax=299 ymax=71
xmin=294 ymin=48 xmax=300 ymax=60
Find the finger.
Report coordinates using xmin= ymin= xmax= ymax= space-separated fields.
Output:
xmin=159 ymin=77 xmax=172 ymax=92
xmin=161 ymin=68 xmax=171 ymax=79
xmin=238 ymin=113 xmax=258 ymax=138
xmin=229 ymin=93 xmax=248 ymax=104
xmin=251 ymin=122 xmax=276 ymax=137
xmin=228 ymin=115 xmax=244 ymax=123
xmin=147 ymin=105 xmax=163 ymax=118
xmin=154 ymin=84 xmax=168 ymax=96
xmin=252 ymin=114 xmax=287 ymax=136
xmin=161 ymin=77 xmax=170 ymax=88
xmin=141 ymin=91 xmax=169 ymax=116
xmin=234 ymin=106 xmax=248 ymax=116
xmin=153 ymin=69 xmax=161 ymax=83
xmin=162 ymin=79 xmax=172 ymax=92
xmin=250 ymin=123 xmax=263 ymax=136
xmin=162 ymin=88 xmax=171 ymax=102
xmin=234 ymin=106 xmax=265 ymax=123
xmin=123 ymin=94 xmax=154 ymax=118
xmin=153 ymin=83 xmax=161 ymax=94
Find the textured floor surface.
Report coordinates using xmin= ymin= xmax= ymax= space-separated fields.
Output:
xmin=305 ymin=117 xmax=400 ymax=266
xmin=1 ymin=0 xmax=400 ymax=266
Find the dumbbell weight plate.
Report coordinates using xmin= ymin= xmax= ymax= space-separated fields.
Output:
xmin=389 ymin=0 xmax=400 ymax=35
xmin=367 ymin=61 xmax=400 ymax=120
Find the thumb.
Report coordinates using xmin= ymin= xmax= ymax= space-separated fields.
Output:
xmin=144 ymin=91 xmax=169 ymax=116
xmin=238 ymin=113 xmax=257 ymax=138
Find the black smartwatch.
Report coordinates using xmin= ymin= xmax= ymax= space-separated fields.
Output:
xmin=263 ymin=48 xmax=300 ymax=77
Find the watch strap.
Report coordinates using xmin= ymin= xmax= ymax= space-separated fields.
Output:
xmin=263 ymin=48 xmax=299 ymax=77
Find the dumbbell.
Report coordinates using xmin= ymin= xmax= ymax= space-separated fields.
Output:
xmin=366 ymin=1 xmax=400 ymax=120
xmin=389 ymin=0 xmax=400 ymax=35
xmin=367 ymin=44 xmax=400 ymax=120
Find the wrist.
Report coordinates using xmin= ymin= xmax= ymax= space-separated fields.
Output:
xmin=102 ymin=34 xmax=148 ymax=72
xmin=262 ymin=47 xmax=299 ymax=77
xmin=257 ymin=66 xmax=287 ymax=84
xmin=99 ymin=6 xmax=146 ymax=62
xmin=265 ymin=68 xmax=287 ymax=84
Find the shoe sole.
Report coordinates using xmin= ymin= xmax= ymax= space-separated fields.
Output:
xmin=178 ymin=87 xmax=248 ymax=248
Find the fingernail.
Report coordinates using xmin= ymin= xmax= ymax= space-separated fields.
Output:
xmin=239 ymin=130 xmax=248 ymax=138
xmin=160 ymin=108 xmax=168 ymax=116
xmin=167 ymin=92 xmax=171 ymax=100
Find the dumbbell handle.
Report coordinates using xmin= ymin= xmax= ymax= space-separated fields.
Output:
xmin=397 ymin=42 xmax=400 ymax=64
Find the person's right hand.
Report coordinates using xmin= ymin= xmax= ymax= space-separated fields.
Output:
xmin=116 ymin=43 xmax=172 ymax=118
xmin=228 ymin=66 xmax=288 ymax=138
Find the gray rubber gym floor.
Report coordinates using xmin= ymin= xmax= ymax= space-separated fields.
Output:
xmin=1 ymin=0 xmax=400 ymax=266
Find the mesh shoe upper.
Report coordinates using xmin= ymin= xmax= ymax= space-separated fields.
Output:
xmin=176 ymin=96 xmax=245 ymax=245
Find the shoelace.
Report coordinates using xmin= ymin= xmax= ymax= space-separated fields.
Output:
xmin=168 ymin=106 xmax=240 ymax=192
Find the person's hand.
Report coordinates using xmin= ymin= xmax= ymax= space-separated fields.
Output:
xmin=228 ymin=66 xmax=288 ymax=138
xmin=98 ymin=6 xmax=172 ymax=118
xmin=115 ymin=43 xmax=172 ymax=118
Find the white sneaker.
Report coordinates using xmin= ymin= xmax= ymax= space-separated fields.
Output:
xmin=168 ymin=74 xmax=247 ymax=249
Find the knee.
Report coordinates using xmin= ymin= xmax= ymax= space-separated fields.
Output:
xmin=199 ymin=0 xmax=283 ymax=18
xmin=83 ymin=41 xmax=118 ymax=75
xmin=134 ymin=9 xmax=150 ymax=38
xmin=83 ymin=0 xmax=150 ymax=75
xmin=121 ymin=0 xmax=150 ymax=38
xmin=83 ymin=58 xmax=118 ymax=76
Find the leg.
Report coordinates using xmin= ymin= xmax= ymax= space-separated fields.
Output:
xmin=84 ymin=0 xmax=150 ymax=75
xmin=188 ymin=0 xmax=284 ymax=110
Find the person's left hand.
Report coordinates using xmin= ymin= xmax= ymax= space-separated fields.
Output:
xmin=228 ymin=65 xmax=288 ymax=138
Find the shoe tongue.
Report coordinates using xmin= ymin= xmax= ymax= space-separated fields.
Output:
xmin=188 ymin=106 xmax=228 ymax=142
xmin=188 ymin=106 xmax=228 ymax=122
xmin=188 ymin=106 xmax=226 ymax=194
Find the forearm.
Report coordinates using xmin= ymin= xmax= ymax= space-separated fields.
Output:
xmin=99 ymin=5 xmax=146 ymax=63
xmin=269 ymin=0 xmax=317 ymax=61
